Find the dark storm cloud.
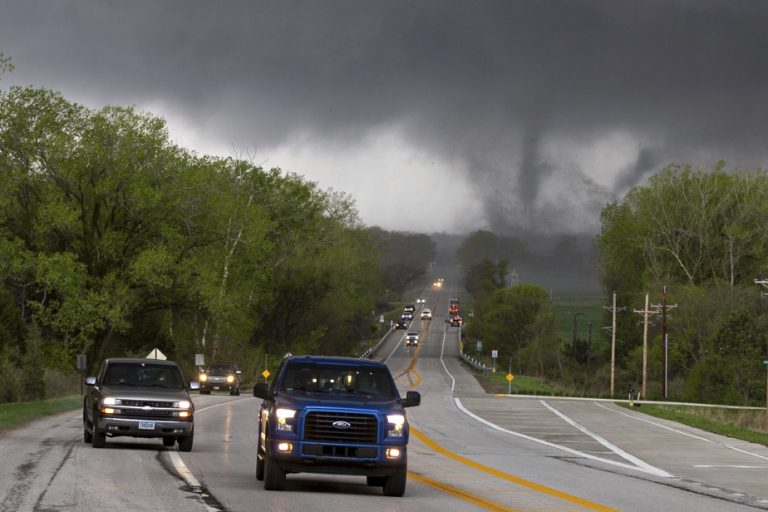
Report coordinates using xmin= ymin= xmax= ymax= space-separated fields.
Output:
xmin=2 ymin=0 xmax=768 ymax=233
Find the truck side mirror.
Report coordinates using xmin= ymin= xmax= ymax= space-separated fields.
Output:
xmin=402 ymin=390 xmax=421 ymax=408
xmin=189 ymin=381 xmax=201 ymax=390
xmin=253 ymin=382 xmax=272 ymax=400
xmin=85 ymin=376 xmax=97 ymax=386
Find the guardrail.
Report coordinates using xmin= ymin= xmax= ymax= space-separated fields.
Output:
xmin=457 ymin=325 xmax=492 ymax=374
xmin=360 ymin=324 xmax=393 ymax=359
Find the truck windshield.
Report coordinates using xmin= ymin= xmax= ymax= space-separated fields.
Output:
xmin=206 ymin=364 xmax=235 ymax=375
xmin=279 ymin=363 xmax=395 ymax=397
xmin=103 ymin=363 xmax=184 ymax=388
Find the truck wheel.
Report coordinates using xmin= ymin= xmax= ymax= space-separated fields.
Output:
xmin=163 ymin=437 xmax=176 ymax=447
xmin=366 ymin=476 xmax=386 ymax=486
xmin=256 ymin=453 xmax=265 ymax=481
xmin=178 ymin=430 xmax=194 ymax=452
xmin=92 ymin=429 xmax=106 ymax=448
xmin=83 ymin=406 xmax=93 ymax=443
xmin=383 ymin=466 xmax=407 ymax=497
xmin=263 ymin=452 xmax=286 ymax=491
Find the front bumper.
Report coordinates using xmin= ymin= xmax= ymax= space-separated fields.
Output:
xmin=200 ymin=383 xmax=237 ymax=392
xmin=96 ymin=416 xmax=193 ymax=437
xmin=268 ymin=439 xmax=407 ymax=476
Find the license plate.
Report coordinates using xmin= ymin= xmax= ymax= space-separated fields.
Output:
xmin=213 ymin=386 xmax=220 ymax=390
xmin=138 ymin=421 xmax=155 ymax=430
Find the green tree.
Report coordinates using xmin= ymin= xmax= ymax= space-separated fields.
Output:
xmin=468 ymin=284 xmax=555 ymax=375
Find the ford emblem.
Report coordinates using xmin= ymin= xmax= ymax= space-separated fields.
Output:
xmin=332 ymin=420 xmax=351 ymax=430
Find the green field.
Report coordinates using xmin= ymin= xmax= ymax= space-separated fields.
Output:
xmin=551 ymin=295 xmax=605 ymax=345
xmin=0 ymin=395 xmax=82 ymax=432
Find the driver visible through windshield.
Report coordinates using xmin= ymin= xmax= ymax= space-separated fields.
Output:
xmin=102 ymin=362 xmax=184 ymax=388
xmin=279 ymin=363 xmax=395 ymax=397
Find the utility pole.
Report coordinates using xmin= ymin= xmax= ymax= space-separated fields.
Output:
xmin=651 ymin=286 xmax=677 ymax=399
xmin=634 ymin=293 xmax=657 ymax=400
xmin=604 ymin=291 xmax=626 ymax=397
xmin=570 ymin=311 xmax=584 ymax=346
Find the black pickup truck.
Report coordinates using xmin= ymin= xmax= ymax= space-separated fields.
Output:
xmin=253 ymin=355 xmax=420 ymax=496
xmin=83 ymin=358 xmax=200 ymax=451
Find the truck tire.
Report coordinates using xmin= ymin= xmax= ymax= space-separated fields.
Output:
xmin=383 ymin=466 xmax=407 ymax=497
xmin=178 ymin=430 xmax=194 ymax=452
xmin=92 ymin=429 xmax=106 ymax=448
xmin=263 ymin=452 xmax=286 ymax=491
xmin=256 ymin=453 xmax=265 ymax=481
xmin=83 ymin=406 xmax=93 ymax=443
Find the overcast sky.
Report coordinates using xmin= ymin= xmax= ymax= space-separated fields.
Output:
xmin=2 ymin=0 xmax=767 ymax=235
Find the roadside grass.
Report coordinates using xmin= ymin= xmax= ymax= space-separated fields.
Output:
xmin=0 ymin=395 xmax=82 ymax=432
xmin=473 ymin=370 xmax=570 ymax=396
xmin=618 ymin=403 xmax=768 ymax=447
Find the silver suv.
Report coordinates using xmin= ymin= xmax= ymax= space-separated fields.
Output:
xmin=83 ymin=358 xmax=199 ymax=451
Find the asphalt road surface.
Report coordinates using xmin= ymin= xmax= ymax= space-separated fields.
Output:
xmin=2 ymin=282 xmax=768 ymax=511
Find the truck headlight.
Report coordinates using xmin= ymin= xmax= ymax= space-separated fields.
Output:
xmin=387 ymin=414 xmax=405 ymax=438
xmin=175 ymin=400 xmax=192 ymax=410
xmin=102 ymin=397 xmax=122 ymax=406
xmin=276 ymin=408 xmax=296 ymax=432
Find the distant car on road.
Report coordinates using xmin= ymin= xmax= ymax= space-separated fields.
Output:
xmin=403 ymin=304 xmax=416 ymax=313
xmin=199 ymin=362 xmax=242 ymax=395
xmin=420 ymin=308 xmax=432 ymax=320
xmin=416 ymin=298 xmax=426 ymax=304
xmin=450 ymin=316 xmax=463 ymax=327
xmin=405 ymin=332 xmax=419 ymax=346
xmin=402 ymin=311 xmax=413 ymax=320
xmin=394 ymin=320 xmax=408 ymax=330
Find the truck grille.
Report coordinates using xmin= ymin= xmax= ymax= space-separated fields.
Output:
xmin=303 ymin=411 xmax=378 ymax=444
xmin=121 ymin=409 xmax=174 ymax=418
xmin=121 ymin=400 xmax=175 ymax=408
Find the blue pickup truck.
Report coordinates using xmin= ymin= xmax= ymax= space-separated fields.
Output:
xmin=253 ymin=355 xmax=421 ymax=496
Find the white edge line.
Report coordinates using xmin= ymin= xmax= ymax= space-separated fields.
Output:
xmin=168 ymin=450 xmax=202 ymax=487
xmin=592 ymin=402 xmax=712 ymax=442
xmin=594 ymin=402 xmax=768 ymax=462
xmin=724 ymin=445 xmax=768 ymax=462
xmin=440 ymin=325 xmax=456 ymax=392
xmin=384 ymin=332 xmax=404 ymax=363
xmin=693 ymin=465 xmax=768 ymax=469
xmin=454 ymin=397 xmax=674 ymax=478
xmin=541 ymin=400 xmax=672 ymax=477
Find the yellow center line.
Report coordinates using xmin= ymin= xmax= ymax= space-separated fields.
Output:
xmin=410 ymin=428 xmax=617 ymax=512
xmin=407 ymin=471 xmax=520 ymax=512
xmin=394 ymin=338 xmax=422 ymax=389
